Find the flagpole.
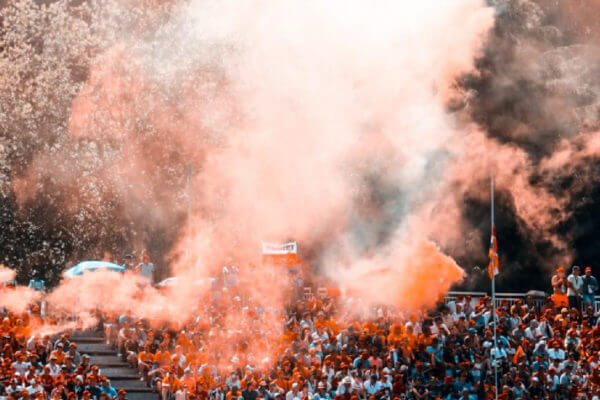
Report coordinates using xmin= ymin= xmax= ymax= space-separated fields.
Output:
xmin=491 ymin=174 xmax=498 ymax=400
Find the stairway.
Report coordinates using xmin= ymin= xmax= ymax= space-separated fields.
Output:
xmin=71 ymin=332 xmax=158 ymax=400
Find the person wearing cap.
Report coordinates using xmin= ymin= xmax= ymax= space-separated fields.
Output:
xmin=336 ymin=376 xmax=353 ymax=397
xmin=122 ymin=254 xmax=135 ymax=270
xmin=12 ymin=352 xmax=31 ymax=375
xmin=53 ymin=333 xmax=70 ymax=350
xmin=567 ymin=265 xmax=584 ymax=311
xmin=582 ymin=266 xmax=598 ymax=306
xmin=136 ymin=250 xmax=156 ymax=284
xmin=50 ymin=383 xmax=68 ymax=400
xmin=363 ymin=374 xmax=384 ymax=397
xmin=285 ymin=382 xmax=301 ymax=400
xmin=552 ymin=267 xmax=569 ymax=308
xmin=559 ymin=363 xmax=573 ymax=388
xmin=72 ymin=374 xmax=86 ymax=397
xmin=50 ymin=342 xmax=66 ymax=364
xmin=27 ymin=352 xmax=42 ymax=371
xmin=100 ymin=377 xmax=118 ymax=398
xmin=312 ymin=382 xmax=330 ymax=400
xmin=85 ymin=374 xmax=103 ymax=399
xmin=62 ymin=355 xmax=75 ymax=374
xmin=117 ymin=388 xmax=128 ymax=400
xmin=46 ymin=354 xmax=61 ymax=376
xmin=352 ymin=352 xmax=370 ymax=370
xmin=25 ymin=376 xmax=44 ymax=396
xmin=137 ymin=343 xmax=154 ymax=383
xmin=547 ymin=340 xmax=566 ymax=362
xmin=67 ymin=342 xmax=81 ymax=366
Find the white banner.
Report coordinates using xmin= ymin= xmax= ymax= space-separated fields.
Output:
xmin=261 ymin=241 xmax=297 ymax=255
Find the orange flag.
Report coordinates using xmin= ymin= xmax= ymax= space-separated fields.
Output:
xmin=488 ymin=224 xmax=499 ymax=279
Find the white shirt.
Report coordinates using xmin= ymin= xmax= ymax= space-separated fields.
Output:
xmin=336 ymin=384 xmax=353 ymax=395
xmin=524 ymin=326 xmax=539 ymax=341
xmin=47 ymin=362 xmax=61 ymax=376
xmin=139 ymin=262 xmax=155 ymax=282
xmin=12 ymin=361 xmax=31 ymax=375
xmin=286 ymin=390 xmax=301 ymax=400
xmin=490 ymin=347 xmax=507 ymax=367
xmin=364 ymin=380 xmax=384 ymax=395
xmin=547 ymin=348 xmax=565 ymax=361
xmin=26 ymin=383 xmax=44 ymax=395
xmin=567 ymin=274 xmax=583 ymax=296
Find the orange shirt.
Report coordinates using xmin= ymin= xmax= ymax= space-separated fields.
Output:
xmin=138 ymin=351 xmax=154 ymax=364
xmin=162 ymin=375 xmax=181 ymax=391
xmin=197 ymin=373 xmax=214 ymax=391
xmin=274 ymin=377 xmax=290 ymax=392
xmin=181 ymin=374 xmax=197 ymax=394
xmin=154 ymin=350 xmax=171 ymax=366
xmin=50 ymin=350 xmax=66 ymax=364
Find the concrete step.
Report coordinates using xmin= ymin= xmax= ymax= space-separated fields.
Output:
xmin=90 ymin=355 xmax=129 ymax=368
xmin=102 ymin=367 xmax=141 ymax=380
xmin=77 ymin=343 xmax=115 ymax=355
xmin=111 ymin=379 xmax=155 ymax=393
xmin=71 ymin=330 xmax=104 ymax=337
xmin=71 ymin=336 xmax=105 ymax=344
xmin=72 ymin=329 xmax=158 ymax=397
xmin=127 ymin=392 xmax=159 ymax=400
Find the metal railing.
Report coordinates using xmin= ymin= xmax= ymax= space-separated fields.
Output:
xmin=446 ymin=291 xmax=600 ymax=312
xmin=304 ymin=287 xmax=600 ymax=312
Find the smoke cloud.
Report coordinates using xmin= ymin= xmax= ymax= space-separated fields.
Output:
xmin=8 ymin=0 xmax=600 ymax=332
xmin=450 ymin=0 xmax=600 ymax=288
xmin=0 ymin=265 xmax=41 ymax=314
xmin=0 ymin=0 xmax=498 ymax=328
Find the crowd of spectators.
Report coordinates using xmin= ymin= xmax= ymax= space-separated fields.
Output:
xmin=104 ymin=264 xmax=600 ymax=400
xmin=4 ymin=259 xmax=600 ymax=400
xmin=0 ymin=250 xmax=158 ymax=400
xmin=0 ymin=310 xmax=128 ymax=399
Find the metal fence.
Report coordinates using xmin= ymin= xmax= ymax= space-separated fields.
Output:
xmin=303 ymin=287 xmax=600 ymax=312
xmin=446 ymin=291 xmax=600 ymax=312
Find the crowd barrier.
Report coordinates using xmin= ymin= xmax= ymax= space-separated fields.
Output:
xmin=304 ymin=287 xmax=600 ymax=312
xmin=445 ymin=291 xmax=600 ymax=313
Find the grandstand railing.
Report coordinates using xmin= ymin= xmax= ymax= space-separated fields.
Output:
xmin=446 ymin=291 xmax=600 ymax=312
xmin=304 ymin=287 xmax=600 ymax=312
